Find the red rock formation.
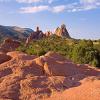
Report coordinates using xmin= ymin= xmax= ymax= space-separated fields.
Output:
xmin=25 ymin=24 xmax=71 ymax=46
xmin=55 ymin=24 xmax=71 ymax=38
xmin=45 ymin=31 xmax=53 ymax=37
xmin=0 ymin=52 xmax=12 ymax=64
xmin=25 ymin=27 xmax=44 ymax=45
xmin=0 ymin=51 xmax=100 ymax=100
xmin=0 ymin=38 xmax=20 ymax=53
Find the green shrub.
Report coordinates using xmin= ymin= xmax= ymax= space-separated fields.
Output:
xmin=91 ymin=58 xmax=99 ymax=67
xmin=17 ymin=37 xmax=100 ymax=68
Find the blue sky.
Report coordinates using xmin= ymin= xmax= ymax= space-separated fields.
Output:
xmin=0 ymin=0 xmax=100 ymax=39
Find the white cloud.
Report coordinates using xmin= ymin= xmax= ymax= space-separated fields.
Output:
xmin=80 ymin=0 xmax=100 ymax=7
xmin=16 ymin=0 xmax=54 ymax=3
xmin=52 ymin=5 xmax=66 ymax=13
xmin=81 ymin=0 xmax=100 ymax=11
xmin=68 ymin=0 xmax=100 ymax=12
xmin=18 ymin=0 xmax=100 ymax=13
xmin=80 ymin=0 xmax=97 ymax=4
xmin=19 ymin=5 xmax=67 ymax=13
xmin=1 ymin=0 xmax=100 ymax=14
xmin=20 ymin=5 xmax=49 ymax=13
xmin=16 ymin=0 xmax=43 ymax=3
xmin=96 ymin=2 xmax=100 ymax=5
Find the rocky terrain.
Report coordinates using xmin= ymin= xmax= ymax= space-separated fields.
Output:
xmin=0 ymin=25 xmax=100 ymax=100
xmin=0 ymin=49 xmax=100 ymax=100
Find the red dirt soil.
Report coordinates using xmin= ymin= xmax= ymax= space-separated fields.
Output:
xmin=0 ymin=51 xmax=100 ymax=100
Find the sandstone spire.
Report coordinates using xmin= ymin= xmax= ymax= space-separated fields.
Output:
xmin=25 ymin=26 xmax=44 ymax=45
xmin=55 ymin=24 xmax=71 ymax=38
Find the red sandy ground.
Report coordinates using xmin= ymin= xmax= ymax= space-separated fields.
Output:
xmin=0 ymin=51 xmax=100 ymax=100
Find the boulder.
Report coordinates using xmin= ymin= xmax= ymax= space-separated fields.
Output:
xmin=33 ymin=52 xmax=80 ymax=76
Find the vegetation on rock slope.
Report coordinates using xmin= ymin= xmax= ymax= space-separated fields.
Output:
xmin=17 ymin=35 xmax=100 ymax=68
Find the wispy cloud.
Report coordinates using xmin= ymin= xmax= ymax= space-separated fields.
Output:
xmin=52 ymin=5 xmax=66 ymax=13
xmin=16 ymin=0 xmax=54 ymax=4
xmin=2 ymin=0 xmax=99 ymax=13
xmin=20 ymin=5 xmax=49 ymax=13
xmin=18 ymin=0 xmax=100 ymax=13
xmin=16 ymin=0 xmax=43 ymax=3
xmin=67 ymin=0 xmax=100 ymax=12
xmin=19 ymin=5 xmax=67 ymax=13
xmin=80 ymin=0 xmax=99 ymax=4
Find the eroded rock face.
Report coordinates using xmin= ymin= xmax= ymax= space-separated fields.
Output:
xmin=37 ymin=52 xmax=81 ymax=76
xmin=55 ymin=24 xmax=71 ymax=38
xmin=25 ymin=27 xmax=44 ymax=45
xmin=0 ymin=51 xmax=100 ymax=100
xmin=45 ymin=31 xmax=53 ymax=37
xmin=0 ymin=38 xmax=20 ymax=53
xmin=0 ymin=53 xmax=12 ymax=64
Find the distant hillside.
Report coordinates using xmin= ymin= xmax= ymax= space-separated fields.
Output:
xmin=0 ymin=25 xmax=33 ymax=41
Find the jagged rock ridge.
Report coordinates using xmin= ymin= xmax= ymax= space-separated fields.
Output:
xmin=25 ymin=24 xmax=71 ymax=45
